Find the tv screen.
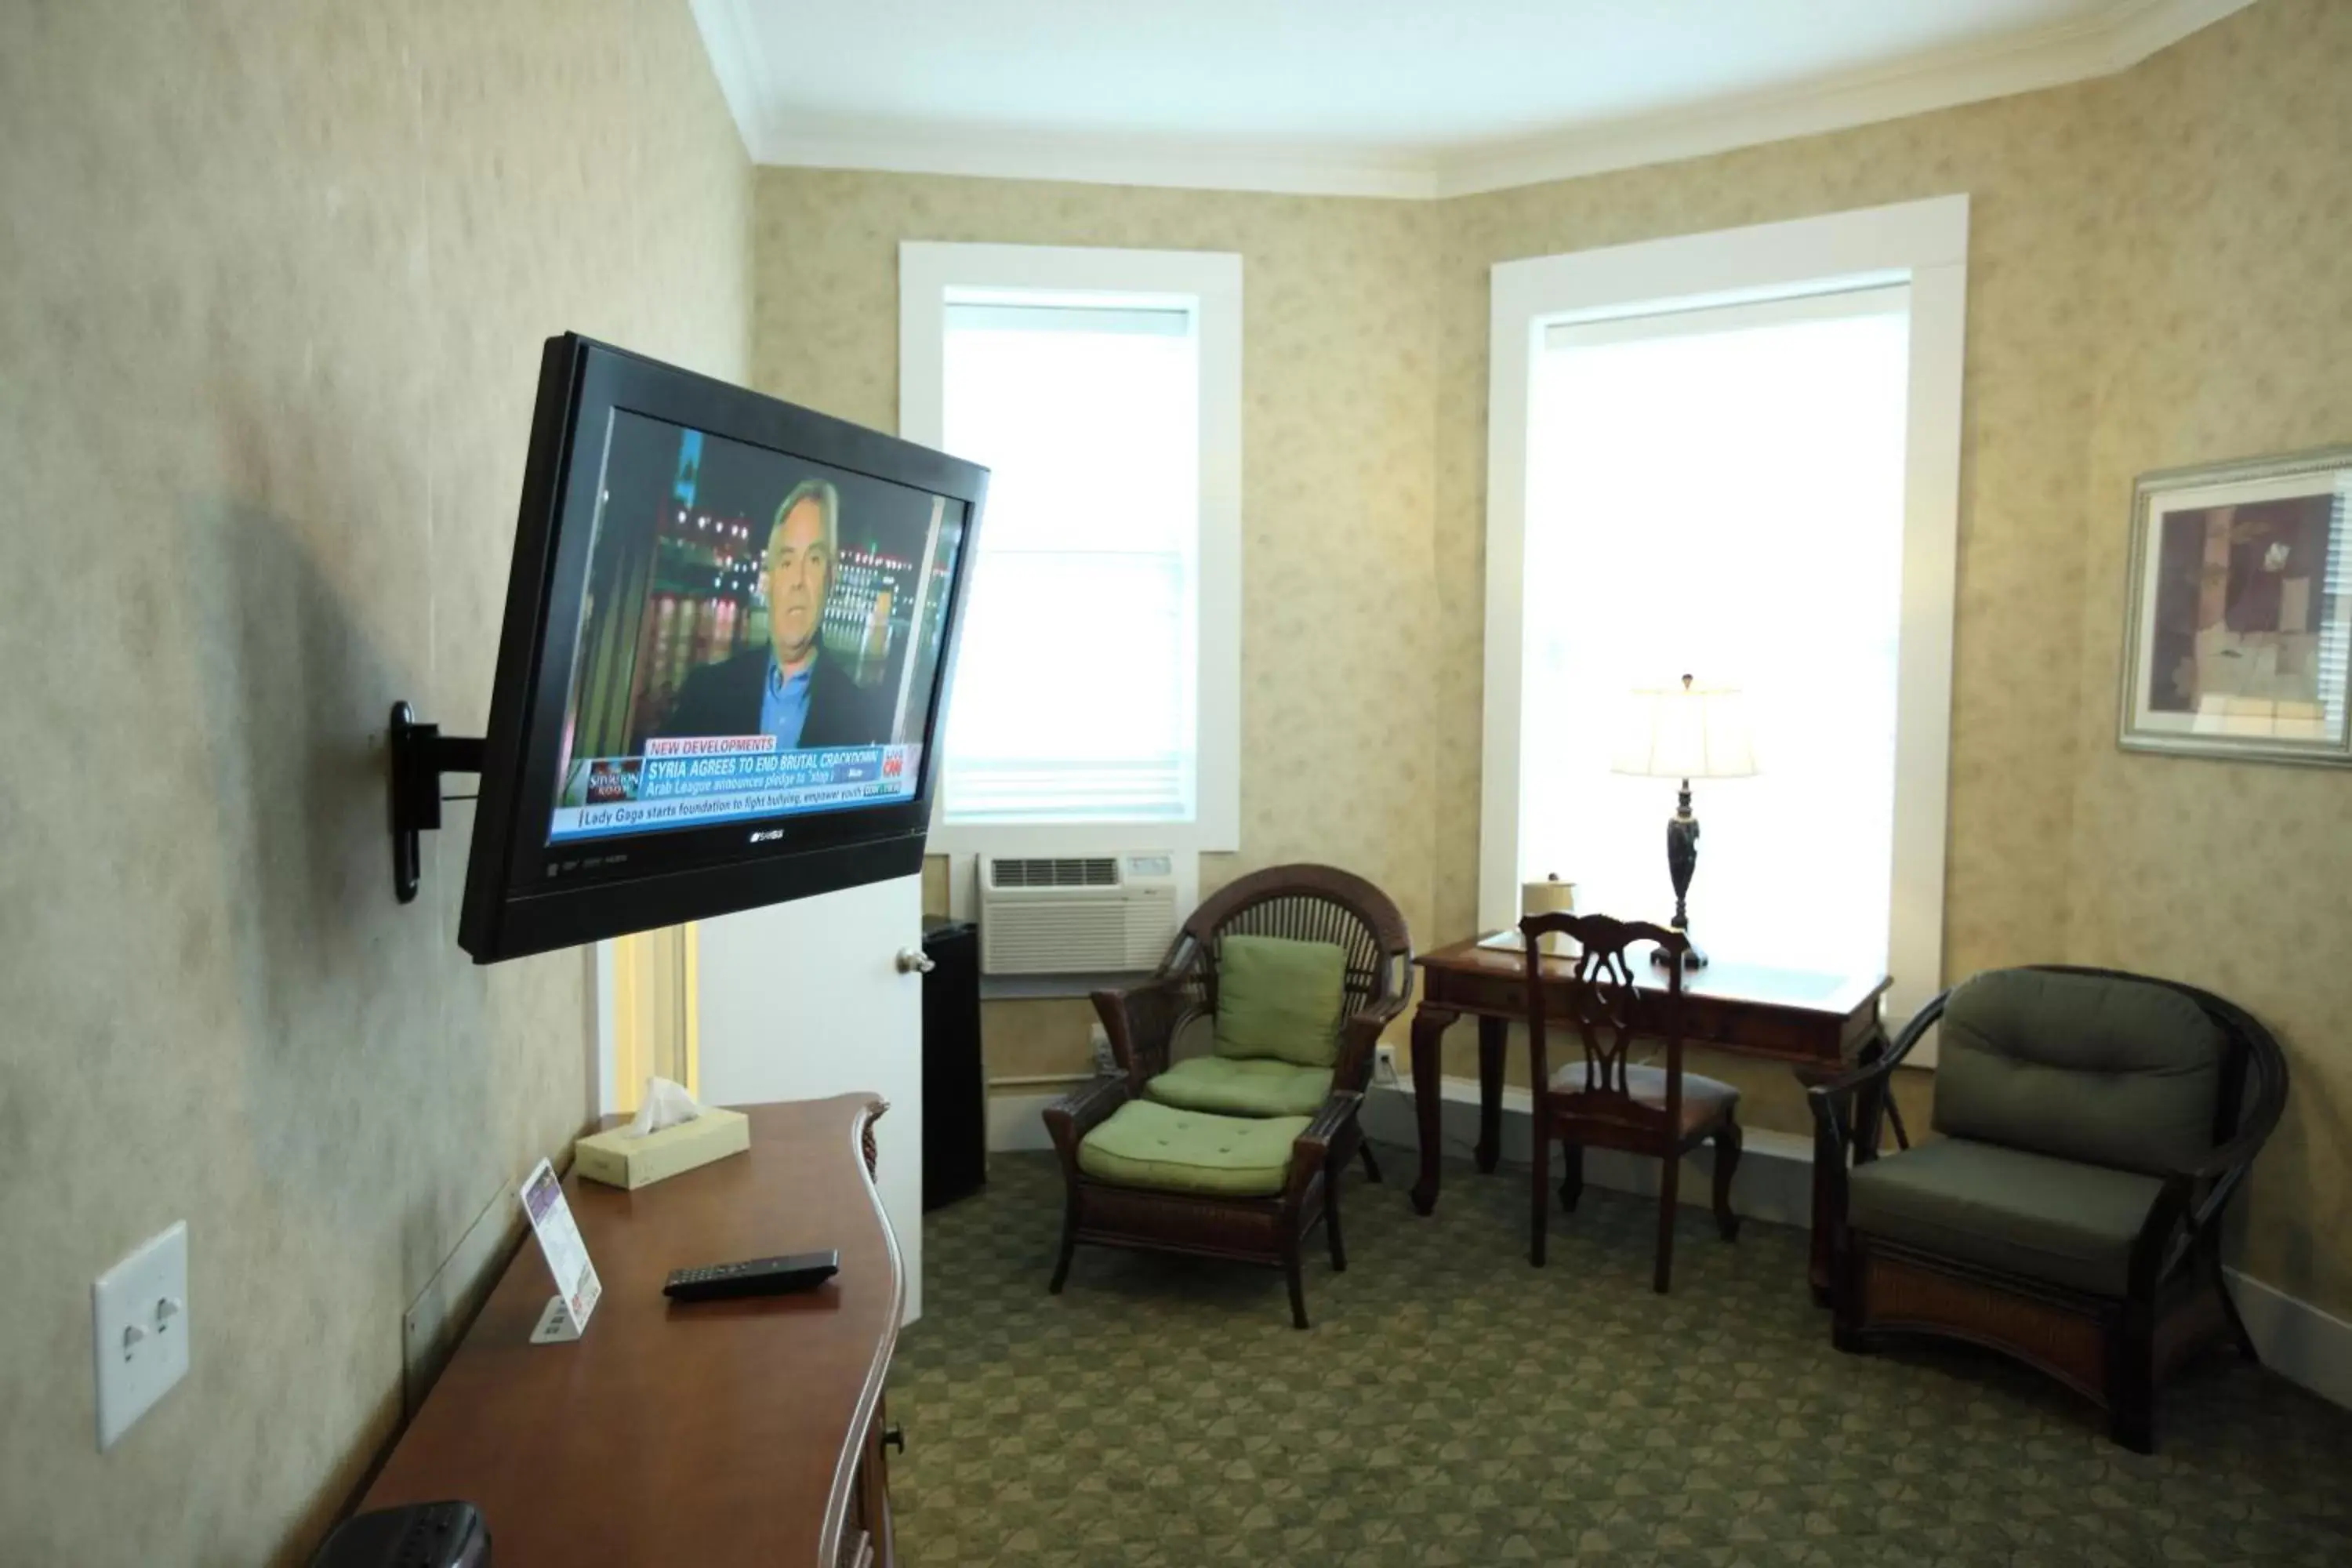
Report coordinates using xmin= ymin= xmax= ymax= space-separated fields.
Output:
xmin=458 ymin=335 xmax=986 ymax=962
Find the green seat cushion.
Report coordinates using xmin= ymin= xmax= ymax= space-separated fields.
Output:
xmin=1145 ymin=1055 xmax=1334 ymax=1119
xmin=1934 ymin=968 xmax=2224 ymax=1173
xmin=1077 ymin=1100 xmax=1308 ymax=1197
xmin=1211 ymin=934 xmax=1348 ymax=1068
xmin=1846 ymin=1137 xmax=2165 ymax=1297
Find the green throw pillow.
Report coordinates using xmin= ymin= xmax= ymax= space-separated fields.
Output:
xmin=1212 ymin=934 xmax=1348 ymax=1068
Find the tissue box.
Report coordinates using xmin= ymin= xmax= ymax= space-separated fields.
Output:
xmin=574 ymin=1107 xmax=750 ymax=1190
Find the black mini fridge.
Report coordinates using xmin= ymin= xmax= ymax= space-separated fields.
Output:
xmin=920 ymin=918 xmax=986 ymax=1210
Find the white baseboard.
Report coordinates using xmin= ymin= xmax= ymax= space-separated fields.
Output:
xmin=986 ymin=1088 xmax=1065 ymax=1153
xmin=2224 ymin=1268 xmax=2352 ymax=1413
xmin=1361 ymin=1076 xmax=1814 ymax=1228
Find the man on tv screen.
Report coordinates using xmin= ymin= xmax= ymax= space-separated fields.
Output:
xmin=548 ymin=412 xmax=961 ymax=844
xmin=658 ymin=478 xmax=887 ymax=749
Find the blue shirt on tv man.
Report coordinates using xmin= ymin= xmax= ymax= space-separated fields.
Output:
xmin=759 ymin=659 xmax=814 ymax=750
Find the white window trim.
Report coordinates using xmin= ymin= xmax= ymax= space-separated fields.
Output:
xmin=899 ymin=241 xmax=1243 ymax=859
xmin=1480 ymin=195 xmax=1968 ymax=1033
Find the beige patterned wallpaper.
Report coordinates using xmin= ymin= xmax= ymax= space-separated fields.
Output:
xmin=0 ymin=2 xmax=749 ymax=1562
xmin=3 ymin=14 xmax=2331 ymax=1556
xmin=753 ymin=171 xmax=1442 ymax=1081
xmin=1424 ymin=0 xmax=2352 ymax=1321
xmin=1423 ymin=79 xmax=2128 ymax=1109
xmin=1429 ymin=85 xmax=2122 ymax=974
xmin=750 ymin=1 xmax=2350 ymax=1316
xmin=2065 ymin=0 xmax=2352 ymax=1314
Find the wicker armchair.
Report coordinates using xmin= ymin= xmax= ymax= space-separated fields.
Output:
xmin=1812 ymin=964 xmax=2287 ymax=1451
xmin=1044 ymin=864 xmax=1414 ymax=1328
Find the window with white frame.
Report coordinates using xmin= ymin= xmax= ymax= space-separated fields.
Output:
xmin=941 ymin=303 xmax=1196 ymax=822
xmin=900 ymin=244 xmax=1241 ymax=855
xmin=1482 ymin=198 xmax=1967 ymax=1028
xmin=1525 ymin=287 xmax=1911 ymax=978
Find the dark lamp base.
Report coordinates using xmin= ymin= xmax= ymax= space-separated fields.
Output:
xmin=1651 ymin=938 xmax=1709 ymax=971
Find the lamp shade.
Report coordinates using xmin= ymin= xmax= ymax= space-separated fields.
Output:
xmin=1610 ymin=675 xmax=1759 ymax=781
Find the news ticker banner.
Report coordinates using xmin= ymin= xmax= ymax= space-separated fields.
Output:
xmin=549 ymin=735 xmax=919 ymax=841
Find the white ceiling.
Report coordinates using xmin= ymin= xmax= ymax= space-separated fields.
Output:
xmin=690 ymin=0 xmax=2251 ymax=198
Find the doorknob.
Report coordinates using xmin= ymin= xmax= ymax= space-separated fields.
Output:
xmin=895 ymin=947 xmax=935 ymax=975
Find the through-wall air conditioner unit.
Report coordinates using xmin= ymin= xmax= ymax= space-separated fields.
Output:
xmin=979 ymin=853 xmax=1181 ymax=975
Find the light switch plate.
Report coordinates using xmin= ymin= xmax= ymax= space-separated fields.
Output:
xmin=93 ymin=1221 xmax=189 ymax=1450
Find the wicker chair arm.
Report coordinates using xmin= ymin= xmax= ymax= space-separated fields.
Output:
xmin=2126 ymin=1172 xmax=2204 ymax=1295
xmin=1042 ymin=1073 xmax=1130 ymax=1172
xmin=1806 ymin=993 xmax=1940 ymax=1185
xmin=1805 ymin=993 xmax=1944 ymax=1105
xmin=1090 ymin=977 xmax=1192 ymax=1088
xmin=1330 ymin=1007 xmax=1394 ymax=1094
xmin=2168 ymin=1120 xmax=2281 ymax=1185
xmin=1359 ymin=973 xmax=1414 ymax=1030
xmin=1286 ymin=1091 xmax=1363 ymax=1204
xmin=2135 ymin=1107 xmax=2285 ymax=1275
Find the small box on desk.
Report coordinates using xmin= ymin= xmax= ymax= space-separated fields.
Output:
xmin=574 ymin=1108 xmax=750 ymax=1190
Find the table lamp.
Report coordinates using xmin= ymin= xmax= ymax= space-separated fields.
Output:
xmin=1612 ymin=674 xmax=1757 ymax=969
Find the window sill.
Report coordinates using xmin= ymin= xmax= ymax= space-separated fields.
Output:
xmin=979 ymin=972 xmax=1152 ymax=1002
xmin=927 ymin=820 xmax=1229 ymax=857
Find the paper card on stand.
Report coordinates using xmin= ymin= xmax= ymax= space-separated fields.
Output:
xmin=519 ymin=1159 xmax=601 ymax=1342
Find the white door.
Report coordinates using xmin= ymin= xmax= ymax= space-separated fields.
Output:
xmin=695 ymin=873 xmax=927 ymax=1322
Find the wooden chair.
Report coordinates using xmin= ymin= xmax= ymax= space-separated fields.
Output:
xmin=1811 ymin=964 xmax=2288 ymax=1451
xmin=1042 ymin=864 xmax=1414 ymax=1329
xmin=1522 ymin=911 xmax=1743 ymax=1293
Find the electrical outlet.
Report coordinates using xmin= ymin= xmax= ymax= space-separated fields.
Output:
xmin=1372 ymin=1044 xmax=1401 ymax=1089
xmin=93 ymin=1221 xmax=190 ymax=1450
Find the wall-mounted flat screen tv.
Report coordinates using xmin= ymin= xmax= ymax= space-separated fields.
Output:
xmin=458 ymin=334 xmax=986 ymax=962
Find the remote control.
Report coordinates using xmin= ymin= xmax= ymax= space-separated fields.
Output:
xmin=662 ymin=1249 xmax=840 ymax=1302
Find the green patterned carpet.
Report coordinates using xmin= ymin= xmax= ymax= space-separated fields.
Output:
xmin=889 ymin=1148 xmax=2352 ymax=1567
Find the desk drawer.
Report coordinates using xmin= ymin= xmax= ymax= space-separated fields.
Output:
xmin=1682 ymin=996 xmax=1838 ymax=1062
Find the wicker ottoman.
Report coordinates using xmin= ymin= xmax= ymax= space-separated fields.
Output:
xmin=1044 ymin=1082 xmax=1357 ymax=1328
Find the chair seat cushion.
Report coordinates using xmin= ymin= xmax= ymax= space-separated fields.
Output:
xmin=1549 ymin=1062 xmax=1740 ymax=1136
xmin=1078 ymin=1100 xmax=1308 ymax=1197
xmin=1212 ymin=934 xmax=1348 ymax=1067
xmin=1846 ymin=1137 xmax=2165 ymax=1298
xmin=1145 ymin=1055 xmax=1334 ymax=1119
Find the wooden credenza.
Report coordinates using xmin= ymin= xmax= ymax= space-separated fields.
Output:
xmin=363 ymin=1096 xmax=903 ymax=1567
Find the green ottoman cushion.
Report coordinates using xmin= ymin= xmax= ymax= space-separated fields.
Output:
xmin=1846 ymin=1136 xmax=2165 ymax=1297
xmin=1077 ymin=1100 xmax=1308 ymax=1197
xmin=1933 ymin=967 xmax=2223 ymax=1174
xmin=1145 ymin=1055 xmax=1334 ymax=1119
xmin=1212 ymin=934 xmax=1348 ymax=1067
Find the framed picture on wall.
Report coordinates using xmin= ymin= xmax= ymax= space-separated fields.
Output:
xmin=2119 ymin=445 xmax=2352 ymax=765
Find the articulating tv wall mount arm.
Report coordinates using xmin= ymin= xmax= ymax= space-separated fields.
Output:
xmin=387 ymin=701 xmax=484 ymax=903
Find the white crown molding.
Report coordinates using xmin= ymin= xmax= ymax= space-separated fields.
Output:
xmin=694 ymin=0 xmax=2255 ymax=201
xmin=685 ymin=0 xmax=766 ymax=162
xmin=2103 ymin=0 xmax=2259 ymax=67
xmin=757 ymin=122 xmax=1439 ymax=201
xmin=1435 ymin=0 xmax=2256 ymax=198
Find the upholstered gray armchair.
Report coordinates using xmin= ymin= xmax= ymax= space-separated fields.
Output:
xmin=1810 ymin=964 xmax=2287 ymax=1452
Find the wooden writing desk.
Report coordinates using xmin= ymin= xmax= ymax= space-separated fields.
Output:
xmin=365 ymin=1096 xmax=902 ymax=1568
xmin=1409 ymin=937 xmax=1891 ymax=1291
